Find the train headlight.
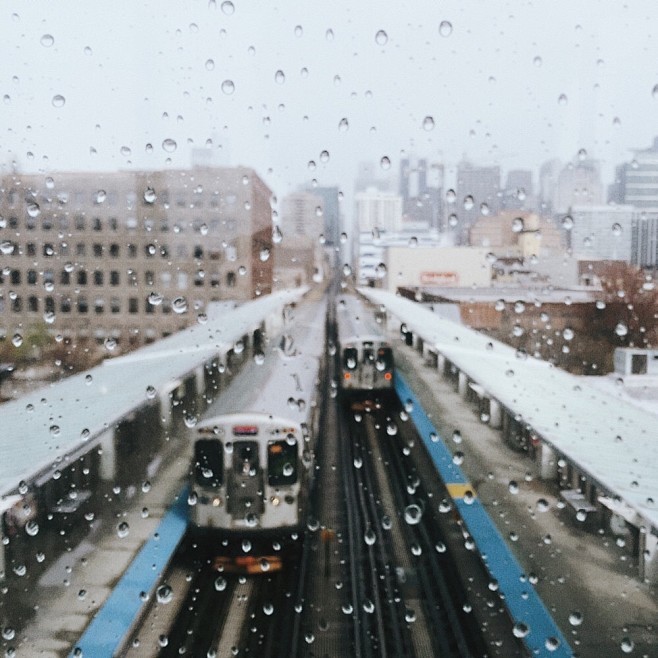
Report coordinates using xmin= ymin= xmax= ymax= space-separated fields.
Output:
xmin=212 ymin=497 xmax=223 ymax=507
xmin=270 ymin=496 xmax=281 ymax=506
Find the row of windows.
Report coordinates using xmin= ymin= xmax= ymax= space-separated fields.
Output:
xmin=2 ymin=295 xmax=199 ymax=314
xmin=1 ymin=269 xmax=239 ymax=288
xmin=5 ymin=241 xmax=230 ymax=260
xmin=2 ymin=189 xmax=240 ymax=209
xmin=3 ymin=214 xmax=238 ymax=233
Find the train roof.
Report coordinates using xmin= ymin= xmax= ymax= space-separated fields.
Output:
xmin=336 ymin=293 xmax=388 ymax=343
xmin=200 ymin=296 xmax=327 ymax=427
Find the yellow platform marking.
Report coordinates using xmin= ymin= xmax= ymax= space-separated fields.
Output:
xmin=446 ymin=483 xmax=477 ymax=499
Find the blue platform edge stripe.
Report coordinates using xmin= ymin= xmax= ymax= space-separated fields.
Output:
xmin=69 ymin=487 xmax=189 ymax=658
xmin=395 ymin=372 xmax=573 ymax=658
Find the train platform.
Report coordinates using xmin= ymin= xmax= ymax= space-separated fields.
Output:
xmin=10 ymin=448 xmax=190 ymax=658
xmin=394 ymin=338 xmax=658 ymax=656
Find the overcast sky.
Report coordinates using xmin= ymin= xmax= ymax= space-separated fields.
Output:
xmin=2 ymin=0 xmax=658 ymax=202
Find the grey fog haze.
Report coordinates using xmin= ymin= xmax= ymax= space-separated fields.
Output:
xmin=1 ymin=0 xmax=657 ymax=196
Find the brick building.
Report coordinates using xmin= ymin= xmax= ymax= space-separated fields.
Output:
xmin=0 ymin=165 xmax=273 ymax=349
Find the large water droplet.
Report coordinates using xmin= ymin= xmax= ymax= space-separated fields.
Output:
xmin=375 ymin=29 xmax=388 ymax=45
xmin=439 ymin=21 xmax=453 ymax=37
xmin=156 ymin=584 xmax=173 ymax=604
xmin=274 ymin=70 xmax=286 ymax=84
xmin=162 ymin=138 xmax=177 ymax=153
xmin=51 ymin=94 xmax=66 ymax=108
xmin=422 ymin=116 xmax=435 ymax=131
xmin=404 ymin=504 xmax=422 ymax=525
xmin=221 ymin=80 xmax=235 ymax=95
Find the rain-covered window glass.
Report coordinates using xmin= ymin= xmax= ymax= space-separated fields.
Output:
xmin=268 ymin=441 xmax=298 ymax=486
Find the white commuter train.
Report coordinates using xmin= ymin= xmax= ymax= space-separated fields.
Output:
xmin=335 ymin=293 xmax=394 ymax=393
xmin=189 ymin=295 xmax=326 ymax=570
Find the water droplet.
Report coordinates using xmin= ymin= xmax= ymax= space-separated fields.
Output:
xmin=221 ymin=79 xmax=235 ymax=95
xmin=364 ymin=528 xmax=376 ymax=545
xmin=404 ymin=504 xmax=422 ymax=525
xmin=263 ymin=602 xmax=274 ymax=615
xmin=338 ymin=117 xmax=349 ymax=132
xmin=512 ymin=216 xmax=524 ymax=233
xmin=0 ymin=241 xmax=15 ymax=255
xmin=562 ymin=327 xmax=574 ymax=341
xmin=558 ymin=93 xmax=568 ymax=106
xmin=260 ymin=247 xmax=270 ymax=262
xmin=184 ymin=415 xmax=198 ymax=428
xmin=156 ymin=584 xmax=173 ymax=604
xmin=463 ymin=195 xmax=474 ymax=210
xmin=533 ymin=55 xmax=542 ymax=67
xmin=536 ymin=498 xmax=550 ymax=512
xmin=422 ymin=115 xmax=435 ymax=131
xmin=274 ymin=70 xmax=286 ymax=84
xmin=294 ymin=25 xmax=303 ymax=37
xmin=615 ymin=322 xmax=628 ymax=337
xmin=148 ymin=292 xmax=163 ymax=306
xmin=221 ymin=1 xmax=234 ymax=15
xmin=272 ymin=225 xmax=283 ymax=244
xmin=25 ymin=520 xmax=39 ymax=536
xmin=120 ymin=145 xmax=132 ymax=157
xmin=439 ymin=20 xmax=453 ymax=37
xmin=205 ymin=58 xmax=215 ymax=70
xmin=612 ymin=222 xmax=622 ymax=237
xmin=508 ymin=480 xmax=519 ymax=494
xmin=162 ymin=138 xmax=177 ymax=153
xmin=513 ymin=622 xmax=529 ymax=638
xmin=144 ymin=187 xmax=156 ymax=203
xmin=380 ymin=156 xmax=391 ymax=170
xmin=561 ymin=214 xmax=574 ymax=230
xmin=452 ymin=451 xmax=464 ymax=465
xmin=50 ymin=424 xmax=61 ymax=437
xmin=577 ymin=148 xmax=587 ymax=161
xmin=27 ymin=202 xmax=41 ymax=217
xmin=172 ymin=297 xmax=188 ymax=314
xmin=568 ymin=610 xmax=583 ymax=626
xmin=51 ymin=94 xmax=66 ymax=108
xmin=375 ymin=29 xmax=388 ymax=45
xmin=116 ymin=521 xmax=130 ymax=538
xmin=40 ymin=34 xmax=54 ymax=47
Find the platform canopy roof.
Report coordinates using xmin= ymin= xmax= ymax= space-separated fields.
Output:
xmin=0 ymin=288 xmax=307 ymax=499
xmin=359 ymin=288 xmax=658 ymax=530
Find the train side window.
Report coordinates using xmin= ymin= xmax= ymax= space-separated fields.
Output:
xmin=194 ymin=439 xmax=223 ymax=488
xmin=343 ymin=347 xmax=358 ymax=370
xmin=268 ymin=440 xmax=298 ymax=486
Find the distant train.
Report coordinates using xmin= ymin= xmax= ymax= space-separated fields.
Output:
xmin=335 ymin=293 xmax=394 ymax=393
xmin=189 ymin=295 xmax=326 ymax=572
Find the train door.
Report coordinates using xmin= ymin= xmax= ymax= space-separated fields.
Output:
xmin=227 ymin=441 xmax=264 ymax=519
xmin=361 ymin=341 xmax=376 ymax=389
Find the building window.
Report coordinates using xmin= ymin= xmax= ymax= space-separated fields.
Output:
xmin=93 ymin=217 xmax=102 ymax=231
xmin=26 ymin=217 xmax=36 ymax=230
xmin=211 ymin=274 xmax=220 ymax=288
xmin=226 ymin=271 xmax=236 ymax=287
xmin=145 ymin=297 xmax=154 ymax=314
xmin=61 ymin=298 xmax=71 ymax=313
xmin=145 ymin=270 xmax=154 ymax=286
xmin=128 ymin=244 xmax=137 ymax=258
xmin=75 ymin=215 xmax=86 ymax=230
xmin=160 ymin=245 xmax=169 ymax=258
xmin=128 ymin=297 xmax=138 ymax=314
xmin=43 ymin=243 xmax=55 ymax=257
xmin=177 ymin=272 xmax=187 ymax=289
xmin=161 ymin=271 xmax=171 ymax=288
xmin=145 ymin=244 xmax=155 ymax=257
xmin=110 ymin=297 xmax=120 ymax=314
xmin=94 ymin=270 xmax=104 ymax=286
xmin=58 ymin=217 xmax=70 ymax=231
xmin=10 ymin=270 xmax=21 ymax=285
xmin=27 ymin=270 xmax=37 ymax=285
xmin=78 ymin=296 xmax=88 ymax=313
xmin=45 ymin=297 xmax=55 ymax=313
xmin=42 ymin=217 xmax=53 ymax=231
xmin=194 ymin=245 xmax=204 ymax=259
xmin=8 ymin=216 xmax=18 ymax=229
xmin=93 ymin=243 xmax=103 ymax=257
xmin=109 ymin=244 xmax=120 ymax=258
xmin=28 ymin=296 xmax=38 ymax=312
xmin=27 ymin=242 xmax=36 ymax=256
xmin=94 ymin=298 xmax=104 ymax=314
xmin=77 ymin=271 xmax=88 ymax=285
xmin=60 ymin=270 xmax=71 ymax=285
xmin=110 ymin=270 xmax=120 ymax=286
xmin=44 ymin=269 xmax=54 ymax=284
xmin=109 ymin=217 xmax=118 ymax=231
xmin=76 ymin=243 xmax=86 ymax=256
xmin=127 ymin=270 xmax=137 ymax=286
xmin=12 ymin=296 xmax=22 ymax=312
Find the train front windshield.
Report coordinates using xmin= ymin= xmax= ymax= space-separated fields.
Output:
xmin=376 ymin=347 xmax=394 ymax=372
xmin=343 ymin=347 xmax=358 ymax=370
xmin=268 ymin=440 xmax=298 ymax=486
xmin=194 ymin=439 xmax=224 ymax=488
